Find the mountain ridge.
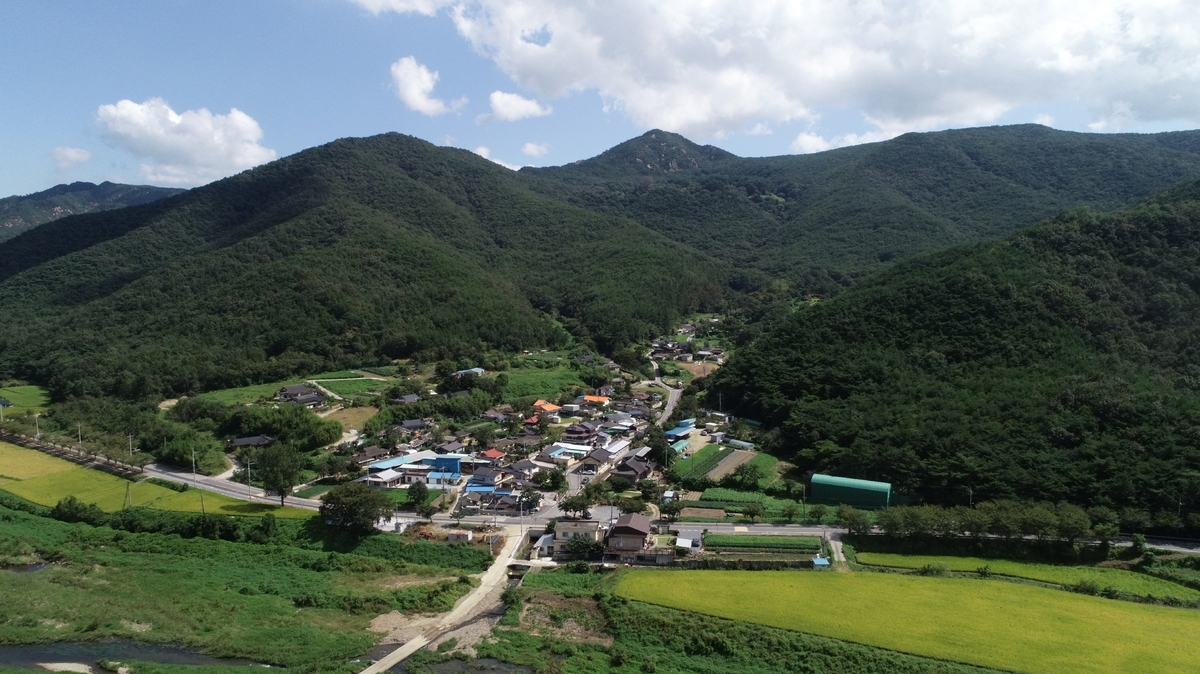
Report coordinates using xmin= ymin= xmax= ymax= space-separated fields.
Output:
xmin=0 ymin=180 xmax=185 ymax=243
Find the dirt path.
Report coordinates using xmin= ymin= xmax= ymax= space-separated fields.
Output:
xmin=359 ymin=527 xmax=523 ymax=674
xmin=705 ymin=449 xmax=755 ymax=480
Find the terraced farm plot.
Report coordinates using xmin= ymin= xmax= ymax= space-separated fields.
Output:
xmin=856 ymin=553 xmax=1199 ymax=599
xmin=0 ymin=441 xmax=79 ymax=479
xmin=674 ymin=444 xmax=731 ymax=479
xmin=704 ymin=534 xmax=822 ymax=553
xmin=617 ymin=570 xmax=1200 ymax=674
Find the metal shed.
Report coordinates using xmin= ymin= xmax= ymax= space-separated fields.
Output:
xmin=809 ymin=473 xmax=891 ymax=509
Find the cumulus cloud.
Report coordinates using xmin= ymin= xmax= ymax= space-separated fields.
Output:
xmin=1034 ymin=114 xmax=1056 ymax=126
xmin=391 ymin=56 xmax=467 ymax=115
xmin=351 ymin=0 xmax=453 ymax=16
xmin=50 ymin=146 xmax=93 ymax=171
xmin=360 ymin=0 xmax=1200 ymax=145
xmin=791 ymin=128 xmax=902 ymax=154
xmin=96 ymin=98 xmax=276 ymax=186
xmin=483 ymin=91 xmax=552 ymax=121
xmin=472 ymin=146 xmax=521 ymax=170
xmin=521 ymin=142 xmax=548 ymax=156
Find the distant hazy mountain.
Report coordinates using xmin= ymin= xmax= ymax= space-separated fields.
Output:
xmin=0 ymin=181 xmax=185 ymax=243
xmin=526 ymin=125 xmax=1200 ymax=294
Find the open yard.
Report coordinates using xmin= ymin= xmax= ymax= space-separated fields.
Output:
xmin=0 ymin=444 xmax=312 ymax=518
xmin=856 ymin=553 xmax=1199 ymax=599
xmin=324 ymin=406 xmax=378 ymax=432
xmin=0 ymin=385 xmax=50 ymax=413
xmin=617 ymin=570 xmax=1200 ymax=674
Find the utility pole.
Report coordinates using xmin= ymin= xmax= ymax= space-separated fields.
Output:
xmin=35 ymin=414 xmax=40 ymax=441
xmin=77 ymin=422 xmax=82 ymax=453
xmin=246 ymin=458 xmax=255 ymax=502
xmin=192 ymin=448 xmax=206 ymax=516
xmin=968 ymin=487 xmax=973 ymax=507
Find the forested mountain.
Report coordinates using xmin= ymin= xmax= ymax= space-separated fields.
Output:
xmin=0 ymin=181 xmax=184 ymax=243
xmin=713 ymin=183 xmax=1200 ymax=513
xmin=525 ymin=125 xmax=1200 ymax=294
xmin=0 ymin=133 xmax=723 ymax=400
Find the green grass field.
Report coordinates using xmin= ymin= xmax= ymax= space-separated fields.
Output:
xmin=318 ymin=378 xmax=389 ymax=396
xmin=617 ymin=570 xmax=1200 ymax=674
xmin=307 ymin=370 xmax=364 ymax=380
xmin=856 ymin=553 xmax=1200 ymax=599
xmin=195 ymin=379 xmax=303 ymax=405
xmin=501 ymin=366 xmax=585 ymax=401
xmin=0 ymin=385 xmax=50 ymax=413
xmin=385 ymin=488 xmax=444 ymax=506
xmin=743 ymin=452 xmax=780 ymax=488
xmin=0 ymin=441 xmax=78 ymax=480
xmin=0 ymin=444 xmax=312 ymax=518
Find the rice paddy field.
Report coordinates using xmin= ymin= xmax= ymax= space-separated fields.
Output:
xmin=0 ymin=443 xmax=312 ymax=518
xmin=501 ymin=366 xmax=585 ymax=400
xmin=616 ymin=570 xmax=1200 ymax=674
xmin=0 ymin=440 xmax=77 ymax=480
xmin=856 ymin=553 xmax=1200 ymax=599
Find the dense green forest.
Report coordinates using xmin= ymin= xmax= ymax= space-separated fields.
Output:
xmin=0 ymin=181 xmax=183 ymax=243
xmin=525 ymin=125 xmax=1200 ymax=294
xmin=714 ymin=181 xmax=1200 ymax=514
xmin=0 ymin=134 xmax=723 ymax=400
xmin=5 ymin=125 xmax=1200 ymax=410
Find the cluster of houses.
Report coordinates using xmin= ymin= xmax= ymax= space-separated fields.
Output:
xmin=649 ymin=338 xmax=725 ymax=364
xmin=277 ymin=384 xmax=326 ymax=408
xmin=532 ymin=513 xmax=709 ymax=565
xmin=348 ymin=389 xmax=665 ymax=515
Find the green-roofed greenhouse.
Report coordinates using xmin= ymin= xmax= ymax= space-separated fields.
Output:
xmin=810 ymin=474 xmax=891 ymax=509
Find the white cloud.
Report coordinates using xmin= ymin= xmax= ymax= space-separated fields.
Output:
xmin=351 ymin=0 xmax=453 ymax=16
xmin=521 ymin=142 xmax=549 ymax=156
xmin=484 ymin=91 xmax=552 ymax=121
xmin=472 ymin=145 xmax=521 ymax=170
xmin=1034 ymin=114 xmax=1056 ymax=126
xmin=96 ymin=98 xmax=276 ymax=186
xmin=50 ymin=146 xmax=93 ymax=171
xmin=791 ymin=128 xmax=900 ymax=154
xmin=360 ymin=0 xmax=1200 ymax=145
xmin=390 ymin=56 xmax=466 ymax=115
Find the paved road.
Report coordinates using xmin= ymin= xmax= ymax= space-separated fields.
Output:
xmin=142 ymin=462 xmax=323 ymax=510
xmin=649 ymin=359 xmax=684 ymax=427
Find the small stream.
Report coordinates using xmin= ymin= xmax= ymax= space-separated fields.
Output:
xmin=0 ymin=641 xmax=256 ymax=671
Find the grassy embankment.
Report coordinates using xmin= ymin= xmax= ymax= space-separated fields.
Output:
xmin=616 ymin=570 xmax=1200 ymax=674
xmin=0 ymin=442 xmax=311 ymax=518
xmin=0 ymin=502 xmax=477 ymax=671
xmin=856 ymin=552 xmax=1199 ymax=599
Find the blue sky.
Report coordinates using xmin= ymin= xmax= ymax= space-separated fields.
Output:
xmin=4 ymin=0 xmax=1200 ymax=196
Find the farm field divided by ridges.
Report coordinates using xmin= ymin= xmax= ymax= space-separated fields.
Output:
xmin=856 ymin=553 xmax=1200 ymax=599
xmin=616 ymin=569 xmax=1200 ymax=674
